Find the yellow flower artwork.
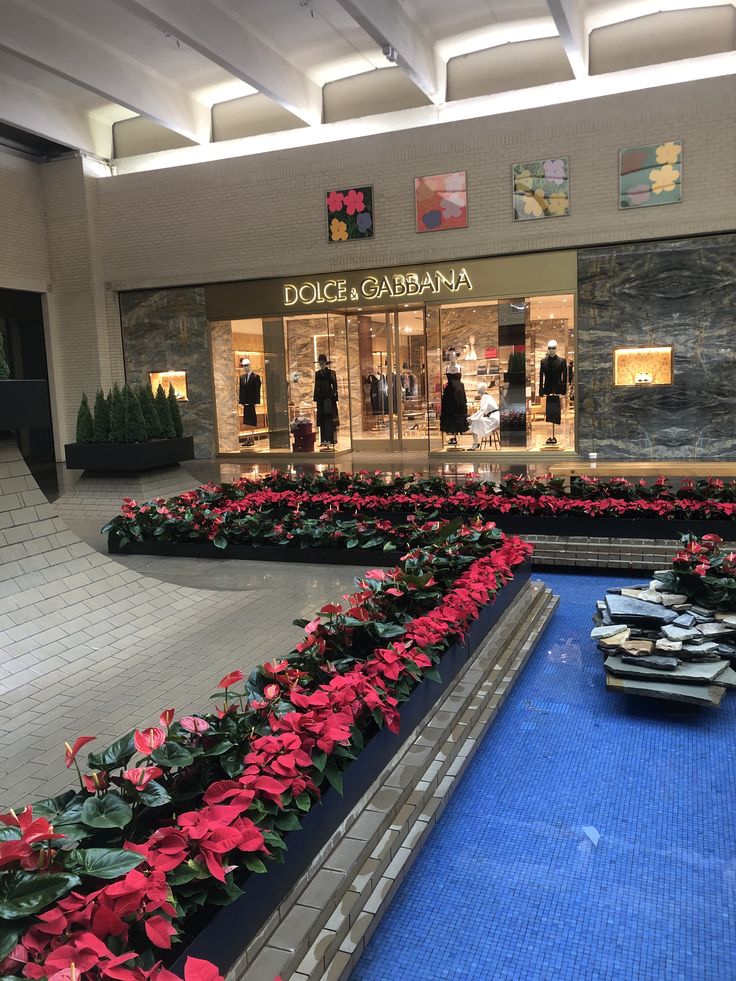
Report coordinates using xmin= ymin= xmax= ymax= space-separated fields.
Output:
xmin=329 ymin=218 xmax=349 ymax=242
xmin=620 ymin=140 xmax=682 ymax=208
xmin=512 ymin=158 xmax=569 ymax=220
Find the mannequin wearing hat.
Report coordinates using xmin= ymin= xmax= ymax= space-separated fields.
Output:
xmin=313 ymin=353 xmax=339 ymax=448
xmin=238 ymin=358 xmax=262 ymax=447
xmin=440 ymin=363 xmax=469 ymax=447
xmin=538 ymin=339 xmax=567 ymax=445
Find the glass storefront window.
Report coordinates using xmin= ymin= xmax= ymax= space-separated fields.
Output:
xmin=527 ymin=295 xmax=575 ymax=450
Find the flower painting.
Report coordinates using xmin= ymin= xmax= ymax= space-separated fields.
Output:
xmin=325 ymin=185 xmax=374 ymax=242
xmin=619 ymin=141 xmax=682 ymax=208
xmin=415 ymin=171 xmax=468 ymax=232
xmin=512 ymin=157 xmax=570 ymax=221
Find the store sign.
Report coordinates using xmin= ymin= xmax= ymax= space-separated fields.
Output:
xmin=282 ymin=266 xmax=473 ymax=307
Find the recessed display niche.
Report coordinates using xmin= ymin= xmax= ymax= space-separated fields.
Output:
xmin=613 ymin=347 xmax=673 ymax=386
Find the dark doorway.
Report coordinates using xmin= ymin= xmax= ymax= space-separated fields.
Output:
xmin=0 ymin=289 xmax=56 ymax=496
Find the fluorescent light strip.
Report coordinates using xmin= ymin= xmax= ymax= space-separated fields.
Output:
xmin=110 ymin=50 xmax=736 ymax=176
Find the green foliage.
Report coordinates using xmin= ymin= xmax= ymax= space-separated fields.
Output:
xmin=155 ymin=383 xmax=175 ymax=438
xmin=67 ymin=848 xmax=144 ymax=879
xmin=123 ymin=383 xmax=147 ymax=443
xmin=92 ymin=389 xmax=110 ymax=443
xmin=108 ymin=383 xmax=126 ymax=443
xmin=507 ymin=351 xmax=526 ymax=374
xmin=168 ymin=383 xmax=184 ymax=437
xmin=75 ymin=392 xmax=94 ymax=444
xmin=0 ymin=871 xmax=81 ymax=920
xmin=80 ymin=792 xmax=133 ymax=830
xmin=138 ymin=384 xmax=162 ymax=438
xmin=0 ymin=332 xmax=10 ymax=380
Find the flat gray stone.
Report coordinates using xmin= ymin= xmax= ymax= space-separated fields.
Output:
xmin=698 ymin=622 xmax=736 ymax=637
xmin=682 ymin=641 xmax=720 ymax=655
xmin=659 ymin=593 xmax=689 ymax=607
xmin=661 ymin=625 xmax=700 ymax=642
xmin=672 ymin=613 xmax=697 ymax=629
xmin=715 ymin=666 xmax=736 ymax=689
xmin=716 ymin=613 xmax=736 ymax=626
xmin=606 ymin=655 xmax=729 ymax=683
xmin=605 ymin=593 xmax=678 ymax=626
xmin=621 ymin=655 xmax=679 ymax=671
xmin=591 ymin=624 xmax=630 ymax=639
xmin=656 ymin=638 xmax=683 ymax=653
xmin=606 ymin=674 xmax=726 ymax=706
xmin=621 ymin=587 xmax=662 ymax=604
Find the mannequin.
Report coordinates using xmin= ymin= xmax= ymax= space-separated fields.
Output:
xmin=313 ymin=353 xmax=339 ymax=448
xmin=467 ymin=383 xmax=500 ymax=450
xmin=538 ymin=339 xmax=567 ymax=445
xmin=400 ymin=362 xmax=417 ymax=398
xmin=464 ymin=334 xmax=478 ymax=361
xmin=440 ymin=364 xmax=469 ymax=447
xmin=238 ymin=358 xmax=262 ymax=447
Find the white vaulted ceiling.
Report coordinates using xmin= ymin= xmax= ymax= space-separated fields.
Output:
xmin=0 ymin=0 xmax=734 ymax=164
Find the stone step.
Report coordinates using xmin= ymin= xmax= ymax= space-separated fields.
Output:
xmin=281 ymin=586 xmax=558 ymax=981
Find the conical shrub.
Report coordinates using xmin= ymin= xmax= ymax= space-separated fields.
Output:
xmin=138 ymin=384 xmax=162 ymax=438
xmin=75 ymin=392 xmax=94 ymax=443
xmin=108 ymin=383 xmax=126 ymax=443
xmin=155 ymin=383 xmax=175 ymax=438
xmin=92 ymin=389 xmax=110 ymax=443
xmin=123 ymin=383 xmax=147 ymax=443
xmin=167 ymin=384 xmax=184 ymax=438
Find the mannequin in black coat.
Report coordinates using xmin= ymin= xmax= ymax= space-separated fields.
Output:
xmin=313 ymin=354 xmax=339 ymax=446
xmin=538 ymin=340 xmax=567 ymax=444
xmin=238 ymin=359 xmax=262 ymax=445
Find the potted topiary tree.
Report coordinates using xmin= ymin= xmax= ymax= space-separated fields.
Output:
xmin=0 ymin=331 xmax=52 ymax=430
xmin=64 ymin=380 xmax=194 ymax=471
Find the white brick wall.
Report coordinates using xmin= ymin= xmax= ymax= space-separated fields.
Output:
xmin=0 ymin=150 xmax=49 ymax=292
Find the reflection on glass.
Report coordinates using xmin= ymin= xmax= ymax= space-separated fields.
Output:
xmin=148 ymin=370 xmax=188 ymax=401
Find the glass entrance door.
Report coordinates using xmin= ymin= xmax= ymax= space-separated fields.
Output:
xmin=347 ymin=307 xmax=427 ymax=450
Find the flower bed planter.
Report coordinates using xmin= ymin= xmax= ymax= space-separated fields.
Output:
xmin=170 ymin=562 xmax=529 ymax=974
xmin=65 ymin=435 xmax=194 ymax=471
xmin=109 ymin=535 xmax=402 ymax=566
xmin=0 ymin=379 xmax=51 ymax=428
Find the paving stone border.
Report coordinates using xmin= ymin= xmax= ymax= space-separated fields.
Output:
xmin=226 ymin=579 xmax=557 ymax=981
xmin=525 ymin=534 xmax=678 ymax=571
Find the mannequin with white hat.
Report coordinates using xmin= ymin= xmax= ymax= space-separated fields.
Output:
xmin=538 ymin=339 xmax=567 ymax=446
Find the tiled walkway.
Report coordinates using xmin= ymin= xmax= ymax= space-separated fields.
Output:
xmin=0 ymin=442 xmax=367 ymax=807
xmin=352 ymin=571 xmax=736 ymax=981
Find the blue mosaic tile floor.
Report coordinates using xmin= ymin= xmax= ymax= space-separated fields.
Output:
xmin=352 ymin=571 xmax=736 ymax=981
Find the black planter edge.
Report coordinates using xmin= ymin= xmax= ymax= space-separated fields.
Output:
xmin=108 ymin=536 xmax=403 ymax=566
xmin=65 ymin=436 xmax=194 ymax=471
xmin=169 ymin=563 xmax=530 ymax=973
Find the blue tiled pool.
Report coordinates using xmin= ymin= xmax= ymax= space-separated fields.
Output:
xmin=352 ymin=571 xmax=736 ymax=981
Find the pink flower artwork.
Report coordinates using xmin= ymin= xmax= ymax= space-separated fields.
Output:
xmin=415 ymin=172 xmax=468 ymax=233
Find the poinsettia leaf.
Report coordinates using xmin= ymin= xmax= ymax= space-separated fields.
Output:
xmin=81 ymin=792 xmax=133 ymax=830
xmin=88 ymin=732 xmax=136 ymax=771
xmin=202 ymin=738 xmax=234 ymax=757
xmin=0 ymin=922 xmax=21 ymax=961
xmin=221 ymin=749 xmax=244 ymax=778
xmin=324 ymin=762 xmax=344 ymax=796
xmin=262 ymin=831 xmax=286 ymax=851
xmin=373 ymin=622 xmax=406 ymax=638
xmin=295 ymin=792 xmax=311 ymax=812
xmin=151 ymin=743 xmax=194 ymax=768
xmin=424 ymin=666 xmax=442 ymax=683
xmin=139 ymin=780 xmax=172 ymax=807
xmin=69 ymin=847 xmax=144 ymax=879
xmin=243 ymin=856 xmax=267 ymax=874
xmin=273 ymin=812 xmax=301 ymax=832
xmin=311 ymin=750 xmax=327 ymax=772
xmin=0 ymin=871 xmax=80 ymax=920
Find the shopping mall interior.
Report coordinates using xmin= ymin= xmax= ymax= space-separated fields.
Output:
xmin=1 ymin=3 xmax=735 ymax=980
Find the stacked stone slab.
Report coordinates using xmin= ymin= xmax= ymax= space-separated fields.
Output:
xmin=592 ymin=581 xmax=736 ymax=706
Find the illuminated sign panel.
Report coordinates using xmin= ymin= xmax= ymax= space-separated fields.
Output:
xmin=282 ymin=267 xmax=473 ymax=307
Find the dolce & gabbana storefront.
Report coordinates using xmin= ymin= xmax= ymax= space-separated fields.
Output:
xmin=203 ymin=249 xmax=578 ymax=456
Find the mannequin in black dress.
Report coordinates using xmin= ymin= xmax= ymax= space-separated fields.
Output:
xmin=538 ymin=340 xmax=567 ymax=445
xmin=440 ymin=365 xmax=469 ymax=447
xmin=313 ymin=353 xmax=339 ymax=447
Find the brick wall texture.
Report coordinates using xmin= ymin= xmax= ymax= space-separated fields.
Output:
xmin=1 ymin=75 xmax=734 ymax=453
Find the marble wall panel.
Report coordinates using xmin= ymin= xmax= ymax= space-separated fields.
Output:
xmin=210 ymin=319 xmax=240 ymax=453
xmin=120 ymin=287 xmax=216 ymax=458
xmin=577 ymin=233 xmax=736 ymax=460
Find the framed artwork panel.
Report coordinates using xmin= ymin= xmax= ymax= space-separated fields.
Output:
xmin=415 ymin=171 xmax=468 ymax=232
xmin=512 ymin=157 xmax=570 ymax=221
xmin=326 ymin=186 xmax=374 ymax=242
xmin=619 ymin=141 xmax=682 ymax=209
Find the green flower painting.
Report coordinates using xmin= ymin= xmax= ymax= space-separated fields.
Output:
xmin=619 ymin=141 xmax=682 ymax=209
xmin=512 ymin=157 xmax=570 ymax=221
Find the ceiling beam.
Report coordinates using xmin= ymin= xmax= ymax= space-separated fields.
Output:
xmin=112 ymin=0 xmax=323 ymax=126
xmin=0 ymin=70 xmax=107 ymax=156
xmin=0 ymin=0 xmax=210 ymax=144
xmin=546 ymin=0 xmax=589 ymax=77
xmin=335 ymin=0 xmax=445 ymax=104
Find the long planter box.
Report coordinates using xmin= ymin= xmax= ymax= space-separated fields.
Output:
xmin=170 ymin=562 xmax=530 ymax=975
xmin=109 ymin=536 xmax=402 ymax=566
xmin=254 ymin=508 xmax=735 ymax=542
xmin=65 ymin=435 xmax=194 ymax=471
xmin=0 ymin=379 xmax=51 ymax=428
